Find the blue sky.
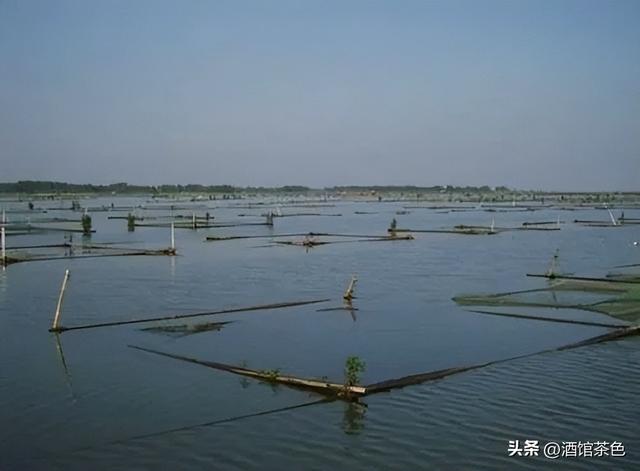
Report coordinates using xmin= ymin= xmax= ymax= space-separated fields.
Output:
xmin=1 ymin=0 xmax=638 ymax=190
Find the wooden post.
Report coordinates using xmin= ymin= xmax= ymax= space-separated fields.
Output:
xmin=1 ymin=207 xmax=6 ymax=267
xmin=1 ymin=226 xmax=5 ymax=267
xmin=192 ymin=212 xmax=196 ymax=229
xmin=343 ymin=275 xmax=357 ymax=301
xmin=388 ymin=218 xmax=397 ymax=237
xmin=607 ymin=208 xmax=618 ymax=226
xmin=546 ymin=249 xmax=559 ymax=278
xmin=51 ymin=269 xmax=70 ymax=332
xmin=170 ymin=222 xmax=175 ymax=251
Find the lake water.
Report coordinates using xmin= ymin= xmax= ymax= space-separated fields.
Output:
xmin=1 ymin=197 xmax=638 ymax=470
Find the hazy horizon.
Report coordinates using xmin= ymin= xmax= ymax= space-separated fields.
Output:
xmin=1 ymin=0 xmax=639 ymax=191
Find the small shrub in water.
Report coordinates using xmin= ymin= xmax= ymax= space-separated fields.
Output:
xmin=127 ymin=213 xmax=135 ymax=232
xmin=81 ymin=214 xmax=92 ymax=235
xmin=344 ymin=356 xmax=366 ymax=388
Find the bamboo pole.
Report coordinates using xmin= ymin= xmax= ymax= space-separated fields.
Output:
xmin=607 ymin=208 xmax=618 ymax=226
xmin=1 ymin=208 xmax=5 ymax=267
xmin=465 ymin=309 xmax=625 ymax=328
xmin=6 ymin=249 xmax=178 ymax=267
xmin=1 ymin=226 xmax=5 ymax=267
xmin=205 ymin=232 xmax=398 ymax=241
xmin=557 ymin=325 xmax=640 ymax=350
xmin=365 ymin=324 xmax=640 ymax=394
xmin=50 ymin=269 xmax=70 ymax=332
xmin=141 ymin=333 xmax=625 ymax=398
xmin=522 ymin=220 xmax=563 ymax=226
xmin=138 ymin=221 xmax=268 ymax=229
xmin=51 ymin=298 xmax=330 ymax=333
xmin=526 ymin=273 xmax=640 ymax=284
xmin=133 ymin=321 xmax=640 ymax=399
xmin=273 ymin=236 xmax=413 ymax=248
xmin=170 ymin=222 xmax=175 ymax=251
xmin=130 ymin=346 xmax=367 ymax=397
xmin=343 ymin=275 xmax=357 ymax=301
xmin=88 ymin=398 xmax=332 ymax=448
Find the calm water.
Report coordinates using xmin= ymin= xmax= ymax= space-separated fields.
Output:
xmin=1 ymin=197 xmax=638 ymax=470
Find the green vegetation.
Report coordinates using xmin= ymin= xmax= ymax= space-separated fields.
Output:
xmin=81 ymin=214 xmax=92 ymax=235
xmin=344 ymin=356 xmax=366 ymax=388
xmin=330 ymin=185 xmax=499 ymax=193
xmin=261 ymin=368 xmax=281 ymax=382
xmin=1 ymin=181 xmax=638 ymax=204
xmin=0 ymin=181 xmax=309 ymax=195
xmin=127 ymin=213 xmax=136 ymax=232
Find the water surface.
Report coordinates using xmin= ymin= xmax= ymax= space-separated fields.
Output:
xmin=1 ymin=197 xmax=638 ymax=470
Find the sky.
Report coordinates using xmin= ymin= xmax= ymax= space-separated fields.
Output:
xmin=0 ymin=0 xmax=638 ymax=191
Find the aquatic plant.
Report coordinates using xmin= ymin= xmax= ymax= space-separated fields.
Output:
xmin=127 ymin=213 xmax=135 ymax=231
xmin=81 ymin=214 xmax=92 ymax=235
xmin=261 ymin=368 xmax=281 ymax=382
xmin=344 ymin=356 xmax=366 ymax=388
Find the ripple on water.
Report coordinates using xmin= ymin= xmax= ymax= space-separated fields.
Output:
xmin=3 ymin=203 xmax=640 ymax=471
xmin=27 ymin=338 xmax=639 ymax=471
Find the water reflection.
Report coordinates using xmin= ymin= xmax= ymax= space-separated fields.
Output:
xmin=0 ymin=267 xmax=7 ymax=297
xmin=315 ymin=298 xmax=358 ymax=321
xmin=53 ymin=333 xmax=76 ymax=402
xmin=3 ymin=196 xmax=639 ymax=470
xmin=169 ymin=254 xmax=176 ymax=278
xmin=342 ymin=401 xmax=367 ymax=435
xmin=344 ymin=298 xmax=357 ymax=322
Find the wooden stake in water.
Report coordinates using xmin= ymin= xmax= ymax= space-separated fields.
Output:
xmin=192 ymin=212 xmax=196 ymax=230
xmin=1 ymin=209 xmax=6 ymax=266
xmin=1 ymin=226 xmax=5 ymax=267
xmin=546 ymin=249 xmax=559 ymax=278
xmin=170 ymin=222 xmax=175 ymax=251
xmin=343 ymin=275 xmax=358 ymax=301
xmin=607 ymin=208 xmax=618 ymax=226
xmin=51 ymin=269 xmax=70 ymax=332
